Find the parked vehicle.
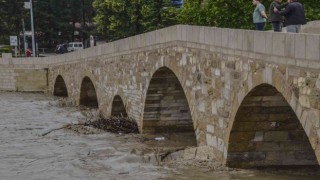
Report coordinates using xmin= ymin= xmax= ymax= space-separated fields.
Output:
xmin=67 ymin=42 xmax=83 ymax=52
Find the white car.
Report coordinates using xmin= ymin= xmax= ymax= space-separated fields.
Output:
xmin=67 ymin=42 xmax=83 ymax=52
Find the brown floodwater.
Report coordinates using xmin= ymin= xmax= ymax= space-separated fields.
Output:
xmin=1 ymin=92 xmax=320 ymax=180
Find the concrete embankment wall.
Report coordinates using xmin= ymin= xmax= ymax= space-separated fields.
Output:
xmin=0 ymin=57 xmax=48 ymax=92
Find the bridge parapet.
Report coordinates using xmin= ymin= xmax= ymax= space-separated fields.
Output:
xmin=40 ymin=25 xmax=320 ymax=70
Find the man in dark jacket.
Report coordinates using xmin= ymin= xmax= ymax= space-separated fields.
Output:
xmin=274 ymin=0 xmax=307 ymax=33
xmin=268 ymin=0 xmax=288 ymax=32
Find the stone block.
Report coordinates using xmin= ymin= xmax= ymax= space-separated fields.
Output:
xmin=306 ymin=34 xmax=320 ymax=61
xmin=199 ymin=26 xmax=205 ymax=44
xmin=206 ymin=133 xmax=217 ymax=147
xmin=265 ymin=151 xmax=286 ymax=162
xmin=272 ymin=33 xmax=285 ymax=56
xmin=229 ymin=132 xmax=255 ymax=142
xmin=217 ymin=138 xmax=224 ymax=152
xmin=263 ymin=66 xmax=273 ymax=84
xmin=264 ymin=131 xmax=288 ymax=141
xmin=191 ymin=26 xmax=200 ymax=43
xmin=194 ymin=146 xmax=217 ymax=161
xmin=254 ymin=31 xmax=266 ymax=54
xmin=221 ymin=28 xmax=229 ymax=48
xmin=242 ymin=30 xmax=254 ymax=52
xmin=285 ymin=33 xmax=295 ymax=58
xmin=253 ymin=131 xmax=264 ymax=142
xmin=182 ymin=147 xmax=197 ymax=160
xmin=299 ymin=95 xmax=311 ymax=108
xmin=228 ymin=142 xmax=255 ymax=152
xmin=214 ymin=28 xmax=222 ymax=47
xmin=228 ymin=29 xmax=236 ymax=49
xmin=265 ymin=32 xmax=273 ymax=54
xmin=235 ymin=29 xmax=243 ymax=50
xmin=231 ymin=121 xmax=256 ymax=131
xmin=256 ymin=142 xmax=281 ymax=151
xmin=206 ymin=124 xmax=214 ymax=134
xmin=198 ymin=101 xmax=205 ymax=112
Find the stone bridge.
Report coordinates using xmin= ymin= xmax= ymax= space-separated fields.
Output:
xmin=1 ymin=25 xmax=320 ymax=168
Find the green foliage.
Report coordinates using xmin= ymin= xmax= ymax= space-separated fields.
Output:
xmin=304 ymin=2 xmax=320 ymax=21
xmin=1 ymin=47 xmax=11 ymax=53
xmin=45 ymin=0 xmax=95 ymax=44
xmin=179 ymin=0 xmax=320 ymax=29
xmin=93 ymin=0 xmax=178 ymax=41
xmin=141 ymin=0 xmax=178 ymax=32
xmin=93 ymin=0 xmax=129 ymax=41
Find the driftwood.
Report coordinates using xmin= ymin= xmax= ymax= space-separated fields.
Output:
xmin=90 ymin=116 xmax=139 ymax=134
xmin=160 ymin=148 xmax=185 ymax=161
xmin=41 ymin=125 xmax=70 ymax=136
xmin=41 ymin=116 xmax=138 ymax=136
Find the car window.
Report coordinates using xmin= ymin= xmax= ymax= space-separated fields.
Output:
xmin=79 ymin=44 xmax=83 ymax=47
xmin=74 ymin=44 xmax=79 ymax=47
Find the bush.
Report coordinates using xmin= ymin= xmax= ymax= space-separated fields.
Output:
xmin=1 ymin=47 xmax=11 ymax=53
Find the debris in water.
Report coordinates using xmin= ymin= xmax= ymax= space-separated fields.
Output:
xmin=89 ymin=116 xmax=139 ymax=134
xmin=154 ymin=137 xmax=165 ymax=141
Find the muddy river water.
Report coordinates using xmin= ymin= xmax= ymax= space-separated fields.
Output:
xmin=1 ymin=92 xmax=320 ymax=180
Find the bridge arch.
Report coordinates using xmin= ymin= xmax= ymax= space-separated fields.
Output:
xmin=53 ymin=75 xmax=68 ymax=97
xmin=226 ymin=83 xmax=319 ymax=168
xmin=142 ymin=66 xmax=195 ymax=134
xmin=79 ymin=76 xmax=99 ymax=108
xmin=111 ymin=95 xmax=128 ymax=117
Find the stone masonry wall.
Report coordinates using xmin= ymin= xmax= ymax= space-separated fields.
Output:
xmin=14 ymin=69 xmax=47 ymax=92
xmin=0 ymin=58 xmax=48 ymax=92
xmin=1 ymin=24 xmax=320 ymax=167
xmin=0 ymin=66 xmax=16 ymax=91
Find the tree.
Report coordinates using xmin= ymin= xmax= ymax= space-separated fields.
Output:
xmin=49 ymin=0 xmax=80 ymax=43
xmin=141 ymin=0 xmax=178 ymax=32
xmin=33 ymin=0 xmax=56 ymax=48
xmin=0 ymin=0 xmax=26 ymax=44
xmin=93 ymin=0 xmax=179 ymax=41
xmin=303 ymin=1 xmax=320 ymax=21
xmin=93 ymin=0 xmax=144 ymax=41
xmin=32 ymin=0 xmax=95 ymax=48
xmin=178 ymin=0 xmax=320 ymax=30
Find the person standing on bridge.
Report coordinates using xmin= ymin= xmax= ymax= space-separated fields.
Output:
xmin=26 ymin=48 xmax=32 ymax=57
xmin=252 ymin=0 xmax=268 ymax=31
xmin=268 ymin=0 xmax=288 ymax=32
xmin=273 ymin=0 xmax=306 ymax=33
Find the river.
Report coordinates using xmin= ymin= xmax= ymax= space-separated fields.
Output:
xmin=1 ymin=92 xmax=320 ymax=180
